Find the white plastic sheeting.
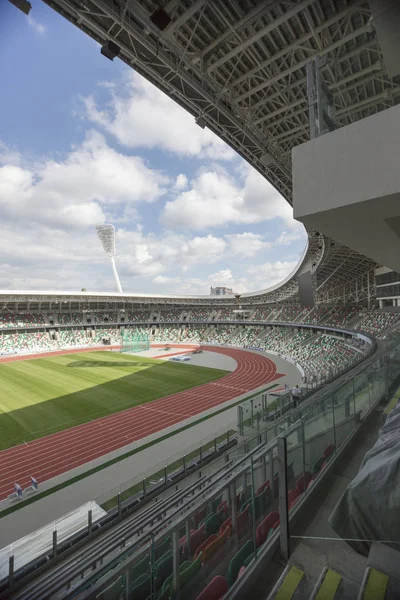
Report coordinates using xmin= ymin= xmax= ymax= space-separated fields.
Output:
xmin=0 ymin=501 xmax=106 ymax=581
xmin=329 ymin=399 xmax=400 ymax=553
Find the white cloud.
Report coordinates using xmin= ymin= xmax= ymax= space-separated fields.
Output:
xmin=153 ymin=275 xmax=181 ymax=285
xmin=276 ymin=229 xmax=305 ymax=245
xmin=0 ymin=131 xmax=167 ymax=231
xmin=115 ymin=229 xmax=227 ymax=279
xmin=161 ymin=165 xmax=303 ymax=231
xmin=27 ymin=15 xmax=46 ymax=35
xmin=175 ymin=174 xmax=188 ymax=190
xmin=247 ymin=260 xmax=299 ymax=288
xmin=225 ymin=232 xmax=271 ymax=258
xmin=83 ymin=73 xmax=235 ymax=160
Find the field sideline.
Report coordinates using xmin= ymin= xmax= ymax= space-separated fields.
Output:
xmin=0 ymin=351 xmax=227 ymax=451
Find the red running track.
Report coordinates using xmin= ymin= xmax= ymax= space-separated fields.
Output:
xmin=0 ymin=345 xmax=283 ymax=500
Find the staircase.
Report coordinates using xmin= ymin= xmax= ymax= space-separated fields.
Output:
xmin=267 ymin=542 xmax=400 ymax=600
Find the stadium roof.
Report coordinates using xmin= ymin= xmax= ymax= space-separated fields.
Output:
xmin=35 ymin=0 xmax=398 ymax=303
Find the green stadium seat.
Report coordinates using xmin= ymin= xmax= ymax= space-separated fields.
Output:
xmin=131 ymin=553 xmax=150 ymax=581
xmin=227 ymin=540 xmax=254 ymax=586
xmin=154 ymin=550 xmax=173 ymax=589
xmin=131 ymin=573 xmax=150 ymax=600
xmin=203 ymin=509 xmax=224 ymax=536
xmin=96 ymin=575 xmax=124 ymax=600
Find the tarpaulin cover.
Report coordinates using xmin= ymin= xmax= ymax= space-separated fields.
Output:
xmin=329 ymin=400 xmax=400 ymax=553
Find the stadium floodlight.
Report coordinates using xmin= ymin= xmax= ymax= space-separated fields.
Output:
xmin=95 ymin=224 xmax=123 ymax=294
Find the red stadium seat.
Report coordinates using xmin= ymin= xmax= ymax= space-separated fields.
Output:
xmin=324 ymin=444 xmax=335 ymax=459
xmin=295 ymin=472 xmax=313 ymax=495
xmin=194 ymin=575 xmax=229 ymax=600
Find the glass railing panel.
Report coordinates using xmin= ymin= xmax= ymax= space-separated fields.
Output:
xmin=354 ymin=371 xmax=370 ymax=419
xmin=303 ymin=394 xmax=335 ymax=492
xmin=368 ymin=362 xmax=386 ymax=403
xmin=285 ymin=421 xmax=306 ymax=509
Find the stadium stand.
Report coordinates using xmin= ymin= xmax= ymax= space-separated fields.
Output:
xmin=159 ymin=309 xmax=183 ymax=322
xmin=0 ymin=304 xmax=387 ymax=387
xmin=189 ymin=308 xmax=212 ymax=321
xmin=0 ymin=313 xmax=45 ymax=328
xmin=152 ymin=326 xmax=181 ymax=342
xmin=58 ymin=312 xmax=83 ymax=325
xmin=57 ymin=329 xmax=77 ymax=348
xmin=216 ymin=308 xmax=234 ymax=321
xmin=126 ymin=310 xmax=150 ymax=322
xmin=181 ymin=327 xmax=207 ymax=343
xmin=0 ymin=332 xmax=55 ymax=354
xmin=92 ymin=311 xmax=118 ymax=323
xmin=92 ymin=328 xmax=120 ymax=344
xmin=356 ymin=310 xmax=400 ymax=337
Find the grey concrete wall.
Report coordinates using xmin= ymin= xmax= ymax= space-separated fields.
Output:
xmin=293 ymin=104 xmax=400 ymax=216
xmin=292 ymin=105 xmax=400 ymax=272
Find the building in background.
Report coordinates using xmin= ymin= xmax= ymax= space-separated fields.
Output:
xmin=210 ymin=286 xmax=233 ymax=296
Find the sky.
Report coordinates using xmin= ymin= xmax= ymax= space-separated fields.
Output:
xmin=0 ymin=1 xmax=306 ymax=296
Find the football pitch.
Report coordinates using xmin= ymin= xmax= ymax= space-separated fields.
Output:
xmin=0 ymin=351 xmax=227 ymax=451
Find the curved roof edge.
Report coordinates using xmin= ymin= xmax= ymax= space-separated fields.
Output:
xmin=0 ymin=236 xmax=320 ymax=303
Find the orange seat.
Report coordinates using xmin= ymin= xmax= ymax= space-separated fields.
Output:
xmin=202 ymin=523 xmax=231 ymax=563
xmin=256 ymin=510 xmax=279 ymax=547
xmin=194 ymin=533 xmax=217 ymax=560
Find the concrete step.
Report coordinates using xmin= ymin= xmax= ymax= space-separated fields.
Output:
xmin=267 ymin=565 xmax=305 ymax=599
xmin=311 ymin=567 xmax=342 ymax=600
xmin=368 ymin=542 xmax=400 ymax=599
xmin=358 ymin=567 xmax=388 ymax=600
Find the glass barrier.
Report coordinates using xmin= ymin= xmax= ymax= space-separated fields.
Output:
xmin=69 ymin=437 xmax=281 ymax=600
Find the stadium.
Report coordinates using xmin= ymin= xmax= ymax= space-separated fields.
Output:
xmin=2 ymin=1 xmax=400 ymax=600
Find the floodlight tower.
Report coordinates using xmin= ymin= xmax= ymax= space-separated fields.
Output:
xmin=95 ymin=224 xmax=123 ymax=293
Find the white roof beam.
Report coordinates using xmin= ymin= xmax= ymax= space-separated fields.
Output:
xmin=254 ymin=62 xmax=382 ymax=126
xmin=196 ymin=0 xmax=277 ymax=61
xmin=271 ymin=88 xmax=398 ymax=142
xmin=164 ymin=0 xmax=207 ymax=35
xmin=240 ymin=23 xmax=373 ymax=110
xmin=207 ymin=0 xmax=315 ymax=73
xmin=230 ymin=1 xmax=365 ymax=90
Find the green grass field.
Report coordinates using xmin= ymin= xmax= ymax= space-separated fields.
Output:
xmin=0 ymin=351 xmax=227 ymax=451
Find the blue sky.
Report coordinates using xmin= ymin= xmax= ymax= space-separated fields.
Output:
xmin=0 ymin=0 xmax=306 ymax=295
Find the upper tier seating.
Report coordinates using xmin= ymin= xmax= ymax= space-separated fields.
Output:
xmin=0 ymin=313 xmax=45 ymax=329
xmin=126 ymin=310 xmax=150 ymax=322
xmin=356 ymin=310 xmax=400 ymax=337
xmin=159 ymin=309 xmax=183 ymax=322
xmin=189 ymin=308 xmax=212 ymax=321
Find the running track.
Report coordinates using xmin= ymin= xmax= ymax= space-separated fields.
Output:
xmin=0 ymin=345 xmax=283 ymax=500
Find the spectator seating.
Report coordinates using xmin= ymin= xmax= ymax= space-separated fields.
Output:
xmin=126 ymin=310 xmax=150 ymax=322
xmin=356 ymin=310 xmax=400 ymax=337
xmin=190 ymin=308 xmax=212 ymax=321
xmin=0 ymin=331 xmax=56 ymax=354
xmin=159 ymin=309 xmax=183 ymax=322
xmin=152 ymin=326 xmax=182 ymax=342
xmin=0 ymin=313 xmax=45 ymax=329
xmin=194 ymin=575 xmax=228 ymax=600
